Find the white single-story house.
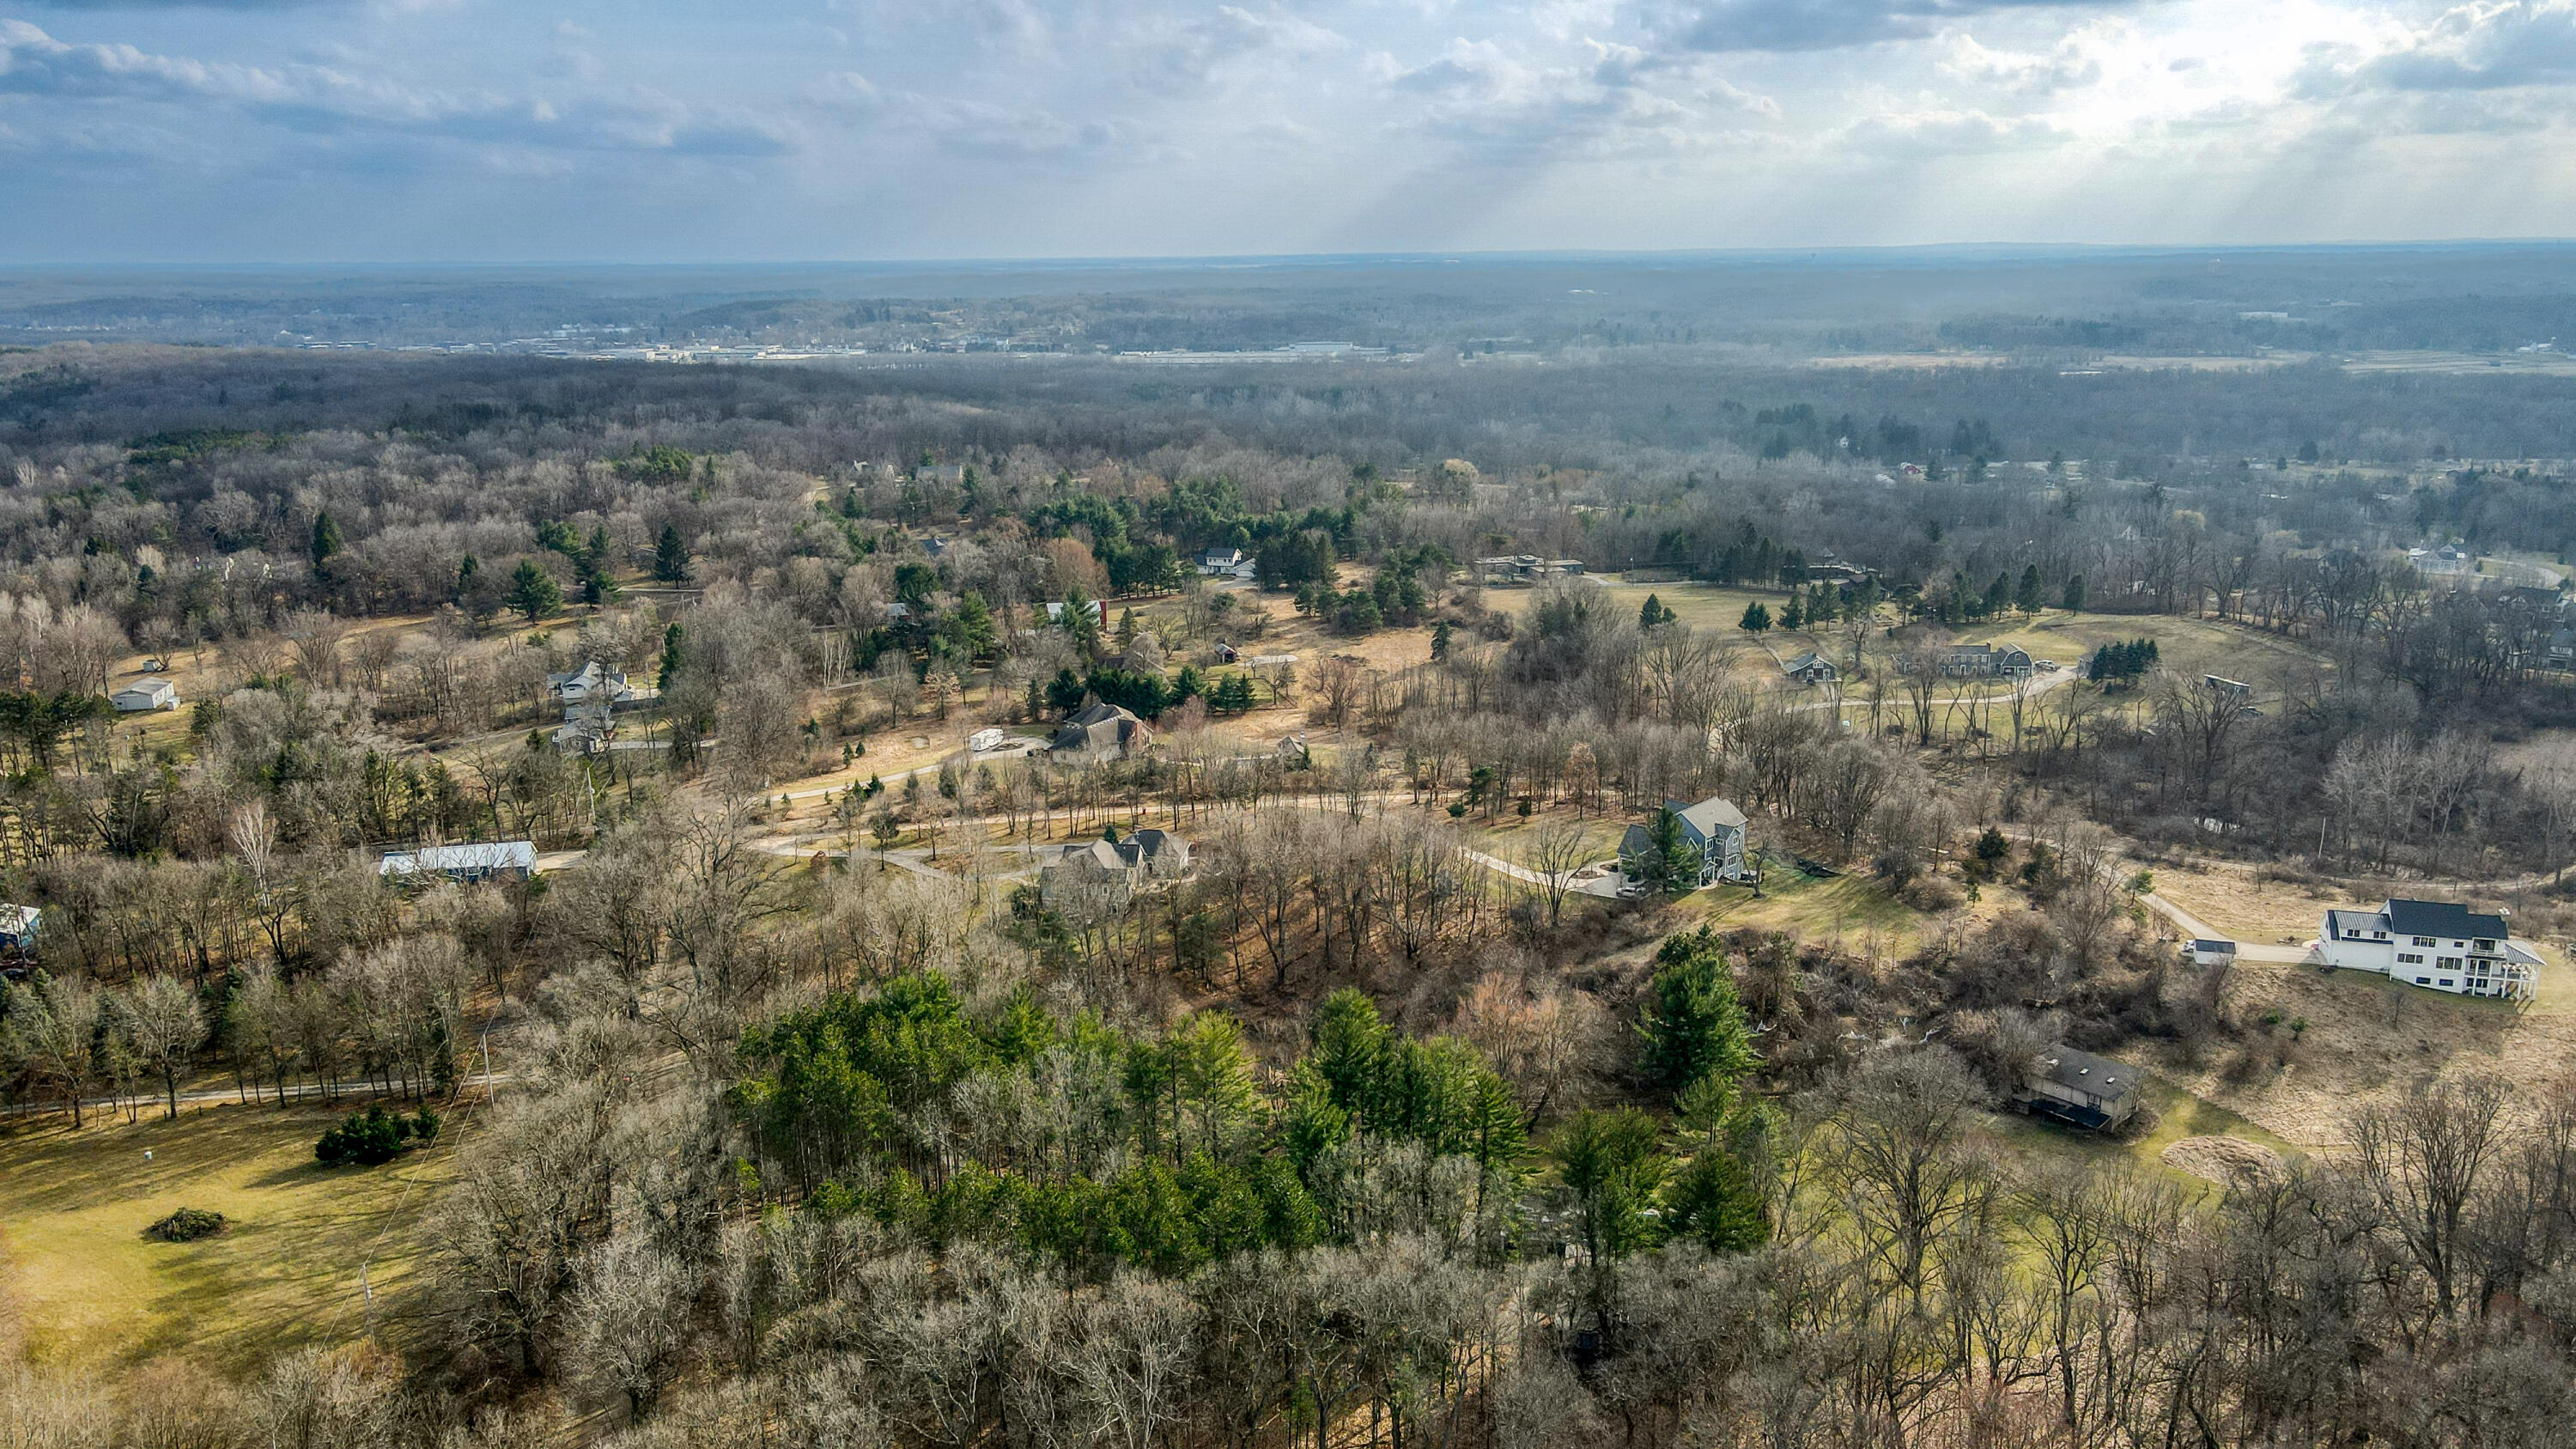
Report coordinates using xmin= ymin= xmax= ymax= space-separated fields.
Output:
xmin=1617 ymin=795 xmax=1753 ymax=889
xmin=112 ymin=679 xmax=179 ymax=712
xmin=547 ymin=661 xmax=658 ymax=709
xmin=379 ymin=841 xmax=538 ymax=885
xmin=2189 ymin=938 xmax=2238 ymax=967
xmin=2015 ymin=1044 xmax=2142 ymax=1131
xmin=2316 ymin=898 xmax=2542 ymax=1000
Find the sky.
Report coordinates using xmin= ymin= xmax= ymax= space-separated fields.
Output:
xmin=3 ymin=0 xmax=2575 ymax=262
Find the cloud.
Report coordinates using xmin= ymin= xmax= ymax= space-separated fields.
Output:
xmin=1940 ymin=31 xmax=2102 ymax=94
xmin=0 ymin=20 xmax=791 ymax=157
xmin=806 ymin=70 xmax=1145 ymax=162
xmin=1649 ymin=0 xmax=2145 ymax=54
xmin=1386 ymin=35 xmax=1775 ymax=161
xmin=1838 ymin=105 xmax=2067 ymax=157
xmin=2300 ymin=1 xmax=2576 ymax=95
xmin=1121 ymin=5 xmax=1346 ymax=93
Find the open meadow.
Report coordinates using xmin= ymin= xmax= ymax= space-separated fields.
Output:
xmin=0 ymin=1101 xmax=455 ymax=1374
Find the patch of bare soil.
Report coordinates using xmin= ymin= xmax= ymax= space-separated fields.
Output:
xmin=2160 ymin=1134 xmax=2286 ymax=1188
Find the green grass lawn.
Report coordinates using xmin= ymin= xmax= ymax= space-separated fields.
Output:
xmin=1685 ymin=869 xmax=1932 ymax=959
xmin=0 ymin=1099 xmax=459 ymax=1373
xmin=1958 ymin=611 xmax=2328 ymax=687
xmin=1467 ymin=813 xmax=1631 ymax=867
xmin=1984 ymin=1077 xmax=2306 ymax=1202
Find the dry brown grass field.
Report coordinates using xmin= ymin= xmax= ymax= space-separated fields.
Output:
xmin=0 ymin=1100 xmax=458 ymax=1374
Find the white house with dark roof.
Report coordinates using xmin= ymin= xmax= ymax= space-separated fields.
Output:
xmin=1617 ymin=795 xmax=1753 ymax=889
xmin=1196 ymin=547 xmax=1257 ymax=580
xmin=2317 ymin=898 xmax=2542 ymax=1000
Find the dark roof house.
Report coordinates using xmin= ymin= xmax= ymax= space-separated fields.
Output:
xmin=1039 ymin=830 xmax=1194 ymax=909
xmin=1051 ymin=701 xmax=1152 ymax=755
xmin=1783 ymin=650 xmax=1839 ymax=685
xmin=2018 ymin=1044 xmax=2142 ymax=1131
xmin=1617 ymin=795 xmax=1753 ymax=890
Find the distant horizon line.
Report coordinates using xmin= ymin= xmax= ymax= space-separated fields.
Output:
xmin=9 ymin=239 xmax=2576 ymax=272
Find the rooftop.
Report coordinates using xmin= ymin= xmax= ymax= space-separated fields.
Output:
xmin=2033 ymin=1044 xmax=2139 ymax=1099
xmin=2384 ymin=898 xmax=2510 ymax=941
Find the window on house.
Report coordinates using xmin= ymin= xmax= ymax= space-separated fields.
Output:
xmin=2439 ymin=979 xmax=2455 ymax=988
xmin=2416 ymin=977 xmax=2432 ymax=984
xmin=2397 ymin=953 xmax=2423 ymax=964
xmin=2413 ymin=936 xmax=2437 ymax=947
xmin=2439 ymin=957 xmax=2462 ymax=970
xmin=2475 ymin=940 xmax=2495 ymax=952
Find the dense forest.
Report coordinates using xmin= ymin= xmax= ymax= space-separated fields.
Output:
xmin=5 ymin=328 xmax=2576 ymax=1449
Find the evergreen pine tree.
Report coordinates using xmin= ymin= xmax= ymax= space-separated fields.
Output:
xmin=309 ymin=510 xmax=343 ymax=575
xmin=653 ymin=525 xmax=691 ymax=583
xmin=505 ymin=559 xmax=562 ymax=622
xmin=1739 ymin=600 xmax=1771 ymax=634
xmin=1636 ymin=926 xmax=1760 ymax=1099
xmin=659 ymin=622 xmax=687 ymax=689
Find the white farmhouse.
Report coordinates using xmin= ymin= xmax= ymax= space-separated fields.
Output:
xmin=2316 ymin=898 xmax=2541 ymax=1001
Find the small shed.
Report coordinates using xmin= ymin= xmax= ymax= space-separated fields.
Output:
xmin=967 ymin=728 xmax=1007 ymax=752
xmin=2017 ymin=1045 xmax=2142 ymax=1132
xmin=2190 ymin=938 xmax=2238 ymax=967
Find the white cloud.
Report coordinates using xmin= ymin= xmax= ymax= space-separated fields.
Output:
xmin=2299 ymin=1 xmax=2576 ymax=94
xmin=1940 ymin=29 xmax=2104 ymax=93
